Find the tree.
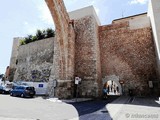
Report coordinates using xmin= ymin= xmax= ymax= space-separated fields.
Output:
xmin=19 ymin=28 xmax=55 ymax=45
xmin=24 ymin=35 xmax=32 ymax=44
xmin=36 ymin=29 xmax=45 ymax=40
xmin=32 ymin=36 xmax=38 ymax=42
xmin=46 ymin=28 xmax=55 ymax=38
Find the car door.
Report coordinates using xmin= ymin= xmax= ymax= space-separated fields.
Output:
xmin=17 ymin=86 xmax=25 ymax=96
xmin=13 ymin=86 xmax=19 ymax=95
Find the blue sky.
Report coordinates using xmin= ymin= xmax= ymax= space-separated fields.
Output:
xmin=0 ymin=0 xmax=149 ymax=74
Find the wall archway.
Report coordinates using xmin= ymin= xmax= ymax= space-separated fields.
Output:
xmin=102 ymin=75 xmax=122 ymax=95
xmin=45 ymin=0 xmax=76 ymax=98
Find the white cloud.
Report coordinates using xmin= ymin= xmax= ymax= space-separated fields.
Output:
xmin=37 ymin=2 xmax=54 ymax=26
xmin=24 ymin=21 xmax=28 ymax=25
xmin=23 ymin=22 xmax=44 ymax=35
xmin=23 ymin=23 xmax=37 ymax=35
xmin=36 ymin=0 xmax=103 ymax=25
xmin=129 ymin=0 xmax=148 ymax=5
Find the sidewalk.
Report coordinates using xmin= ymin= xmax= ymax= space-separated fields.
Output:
xmin=62 ymin=98 xmax=93 ymax=103
xmin=46 ymin=97 xmax=93 ymax=103
xmin=106 ymin=96 xmax=130 ymax=119
xmin=107 ymin=96 xmax=160 ymax=120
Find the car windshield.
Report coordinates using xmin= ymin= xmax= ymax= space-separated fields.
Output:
xmin=16 ymin=86 xmax=25 ymax=89
xmin=26 ymin=87 xmax=34 ymax=90
xmin=5 ymin=84 xmax=13 ymax=89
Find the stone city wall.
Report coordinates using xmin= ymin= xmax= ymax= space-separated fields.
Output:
xmin=9 ymin=1 xmax=160 ymax=98
xmin=9 ymin=38 xmax=21 ymax=80
xmin=99 ymin=21 xmax=157 ymax=95
xmin=74 ymin=15 xmax=101 ymax=97
xmin=13 ymin=37 xmax=54 ymax=82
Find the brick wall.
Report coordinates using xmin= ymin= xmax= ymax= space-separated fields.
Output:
xmin=99 ymin=21 xmax=157 ymax=95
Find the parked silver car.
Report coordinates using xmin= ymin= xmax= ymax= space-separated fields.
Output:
xmin=0 ymin=85 xmax=11 ymax=94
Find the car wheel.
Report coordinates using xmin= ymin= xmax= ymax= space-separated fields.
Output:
xmin=10 ymin=92 xmax=13 ymax=96
xmin=30 ymin=95 xmax=34 ymax=98
xmin=2 ymin=91 xmax=5 ymax=94
xmin=21 ymin=93 xmax=24 ymax=98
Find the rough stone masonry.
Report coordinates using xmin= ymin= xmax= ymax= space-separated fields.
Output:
xmin=9 ymin=0 xmax=160 ymax=98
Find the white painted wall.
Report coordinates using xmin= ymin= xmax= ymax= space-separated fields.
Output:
xmin=113 ymin=13 xmax=150 ymax=29
xmin=129 ymin=16 xmax=150 ymax=29
xmin=148 ymin=0 xmax=160 ymax=76
xmin=69 ymin=6 xmax=101 ymax=25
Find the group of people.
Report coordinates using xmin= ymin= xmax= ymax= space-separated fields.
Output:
xmin=103 ymin=81 xmax=119 ymax=98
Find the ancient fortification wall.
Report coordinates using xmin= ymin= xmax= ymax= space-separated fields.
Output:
xmin=99 ymin=21 xmax=157 ymax=95
xmin=9 ymin=0 xmax=160 ymax=98
xmin=9 ymin=37 xmax=21 ymax=80
xmin=74 ymin=16 xmax=101 ymax=97
xmin=69 ymin=6 xmax=101 ymax=97
xmin=13 ymin=37 xmax=54 ymax=82
xmin=45 ymin=0 xmax=75 ymax=98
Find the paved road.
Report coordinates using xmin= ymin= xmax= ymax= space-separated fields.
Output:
xmin=68 ymin=96 xmax=119 ymax=120
xmin=1 ymin=94 xmax=159 ymax=120
xmin=0 ymin=94 xmax=78 ymax=120
xmin=108 ymin=96 xmax=160 ymax=120
xmin=0 ymin=94 xmax=118 ymax=120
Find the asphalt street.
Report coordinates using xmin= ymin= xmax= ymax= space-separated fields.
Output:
xmin=0 ymin=94 xmax=159 ymax=120
xmin=0 ymin=94 xmax=78 ymax=120
xmin=69 ymin=96 xmax=118 ymax=120
xmin=0 ymin=94 xmax=118 ymax=120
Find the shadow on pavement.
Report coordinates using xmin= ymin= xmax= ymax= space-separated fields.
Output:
xmin=68 ymin=96 xmax=119 ymax=116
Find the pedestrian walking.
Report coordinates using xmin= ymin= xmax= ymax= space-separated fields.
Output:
xmin=107 ymin=85 xmax=110 ymax=94
xmin=103 ymin=86 xmax=107 ymax=99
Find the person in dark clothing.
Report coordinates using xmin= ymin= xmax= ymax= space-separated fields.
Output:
xmin=103 ymin=87 xmax=108 ymax=99
xmin=107 ymin=85 xmax=110 ymax=94
xmin=116 ymin=86 xmax=119 ymax=94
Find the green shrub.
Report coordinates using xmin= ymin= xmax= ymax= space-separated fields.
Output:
xmin=32 ymin=35 xmax=38 ymax=42
xmin=46 ymin=28 xmax=55 ymax=38
xmin=36 ymin=29 xmax=45 ymax=40
xmin=19 ymin=28 xmax=55 ymax=45
xmin=20 ymin=39 xmax=26 ymax=45
xmin=24 ymin=35 xmax=32 ymax=44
